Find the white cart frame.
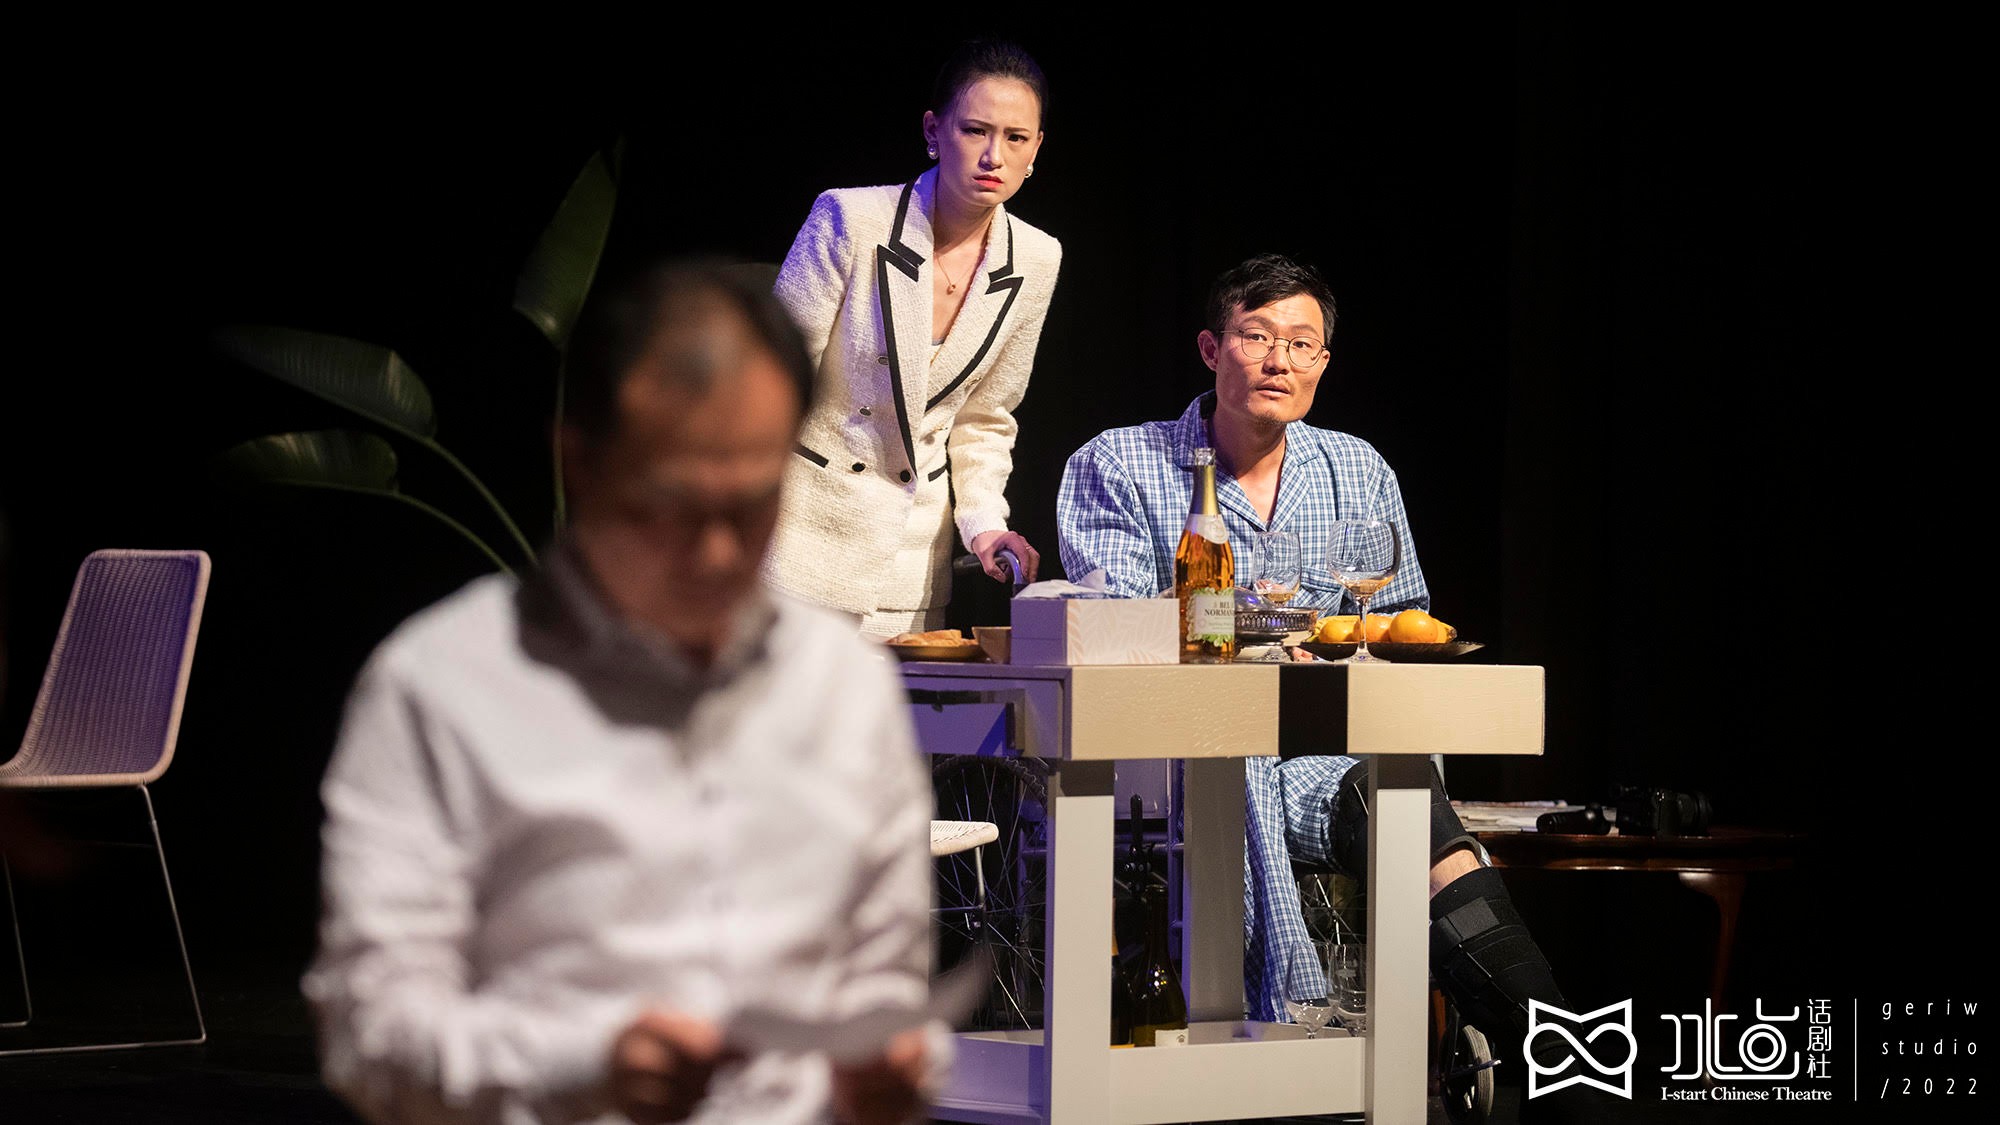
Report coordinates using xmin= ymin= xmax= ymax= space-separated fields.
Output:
xmin=905 ymin=661 xmax=1544 ymax=1125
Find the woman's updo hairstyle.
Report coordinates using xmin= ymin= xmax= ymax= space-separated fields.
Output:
xmin=929 ymin=39 xmax=1048 ymax=127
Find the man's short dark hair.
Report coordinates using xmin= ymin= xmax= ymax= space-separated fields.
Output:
xmin=564 ymin=260 xmax=815 ymax=444
xmin=1205 ymin=253 xmax=1338 ymax=340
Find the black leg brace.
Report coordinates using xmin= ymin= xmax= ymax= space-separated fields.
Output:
xmin=1428 ymin=869 xmax=1564 ymax=1052
xmin=1437 ymin=872 xmax=1606 ymax=1122
xmin=1331 ymin=760 xmax=1587 ymax=1117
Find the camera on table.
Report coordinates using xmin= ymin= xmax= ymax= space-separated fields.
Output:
xmin=1536 ymin=786 xmax=1714 ymax=837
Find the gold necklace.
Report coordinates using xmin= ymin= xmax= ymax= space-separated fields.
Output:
xmin=935 ymin=217 xmax=992 ymax=296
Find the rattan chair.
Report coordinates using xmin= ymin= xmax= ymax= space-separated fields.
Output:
xmin=0 ymin=549 xmax=210 ymax=1055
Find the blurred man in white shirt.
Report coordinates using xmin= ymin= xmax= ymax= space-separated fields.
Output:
xmin=305 ymin=262 xmax=936 ymax=1124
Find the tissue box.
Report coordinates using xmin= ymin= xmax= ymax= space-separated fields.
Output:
xmin=1010 ymin=597 xmax=1180 ymax=665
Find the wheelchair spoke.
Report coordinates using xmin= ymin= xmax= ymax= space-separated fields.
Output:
xmin=933 ymin=755 xmax=1049 ymax=1030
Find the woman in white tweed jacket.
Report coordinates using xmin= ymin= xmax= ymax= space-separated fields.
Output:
xmin=767 ymin=41 xmax=1061 ymax=637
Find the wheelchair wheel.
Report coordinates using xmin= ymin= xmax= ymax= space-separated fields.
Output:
xmin=932 ymin=754 xmax=1049 ymax=1031
xmin=1443 ymin=1021 xmax=1497 ymax=1124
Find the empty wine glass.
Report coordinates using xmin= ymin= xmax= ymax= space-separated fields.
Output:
xmin=1327 ymin=942 xmax=1367 ymax=1034
xmin=1251 ymin=530 xmax=1302 ymax=606
xmin=1281 ymin=942 xmax=1335 ymax=1038
xmin=1324 ymin=520 xmax=1401 ymax=663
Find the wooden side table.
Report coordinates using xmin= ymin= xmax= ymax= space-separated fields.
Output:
xmin=1475 ymin=827 xmax=1805 ymax=1013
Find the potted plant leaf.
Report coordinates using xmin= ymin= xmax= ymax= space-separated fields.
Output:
xmin=215 ymin=145 xmax=620 ymax=575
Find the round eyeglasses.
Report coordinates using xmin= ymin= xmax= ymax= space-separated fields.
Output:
xmin=1218 ymin=328 xmax=1327 ymax=366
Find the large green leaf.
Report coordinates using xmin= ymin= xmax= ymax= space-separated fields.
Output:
xmin=216 ymin=429 xmax=401 ymax=489
xmin=216 ymin=429 xmax=513 ymax=574
xmin=216 ymin=326 xmax=439 ymax=439
xmin=217 ymin=324 xmax=537 ymax=565
xmin=513 ymin=145 xmax=619 ymax=349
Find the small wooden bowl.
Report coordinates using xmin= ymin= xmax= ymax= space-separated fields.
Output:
xmin=973 ymin=626 xmax=1011 ymax=665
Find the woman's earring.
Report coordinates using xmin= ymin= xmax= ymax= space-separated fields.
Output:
xmin=1026 ymin=164 xmax=1036 ymax=178
xmin=927 ymin=144 xmax=938 ymax=159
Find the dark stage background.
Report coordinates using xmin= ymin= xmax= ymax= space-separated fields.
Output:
xmin=0 ymin=4 xmax=1973 ymax=1085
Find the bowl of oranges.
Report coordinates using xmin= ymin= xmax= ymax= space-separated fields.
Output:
xmin=1298 ymin=609 xmax=1484 ymax=662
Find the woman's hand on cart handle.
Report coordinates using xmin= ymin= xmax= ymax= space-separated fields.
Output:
xmin=970 ymin=530 xmax=1039 ymax=586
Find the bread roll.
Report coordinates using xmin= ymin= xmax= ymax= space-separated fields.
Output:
xmin=889 ymin=629 xmax=971 ymax=645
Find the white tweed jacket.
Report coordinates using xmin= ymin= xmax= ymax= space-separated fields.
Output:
xmin=766 ymin=167 xmax=1062 ymax=616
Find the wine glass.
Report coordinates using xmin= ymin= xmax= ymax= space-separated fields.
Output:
xmin=1324 ymin=519 xmax=1401 ymax=663
xmin=1251 ymin=530 xmax=1302 ymax=606
xmin=1280 ymin=942 xmax=1335 ymax=1038
xmin=1327 ymin=942 xmax=1367 ymax=1034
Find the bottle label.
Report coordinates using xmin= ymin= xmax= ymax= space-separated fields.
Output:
xmin=1183 ymin=513 xmax=1227 ymax=545
xmin=1186 ymin=589 xmax=1234 ymax=643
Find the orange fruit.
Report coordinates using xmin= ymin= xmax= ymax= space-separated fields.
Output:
xmin=1315 ymin=615 xmax=1359 ymax=642
xmin=1359 ymin=614 xmax=1393 ymax=643
xmin=1388 ymin=609 xmax=1453 ymax=643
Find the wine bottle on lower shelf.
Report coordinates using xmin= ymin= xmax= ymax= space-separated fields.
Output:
xmin=1126 ymin=875 xmax=1188 ymax=1046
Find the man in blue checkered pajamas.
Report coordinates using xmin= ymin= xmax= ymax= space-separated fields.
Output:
xmin=1058 ymin=254 xmax=1581 ymax=1114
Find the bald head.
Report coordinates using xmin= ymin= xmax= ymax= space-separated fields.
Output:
xmin=565 ymin=261 xmax=814 ymax=449
xmin=561 ymin=261 xmax=813 ymax=660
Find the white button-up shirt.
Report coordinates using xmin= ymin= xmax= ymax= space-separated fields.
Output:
xmin=303 ymin=546 xmax=935 ymax=1124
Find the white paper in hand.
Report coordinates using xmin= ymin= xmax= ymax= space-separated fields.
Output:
xmin=728 ymin=947 xmax=993 ymax=1064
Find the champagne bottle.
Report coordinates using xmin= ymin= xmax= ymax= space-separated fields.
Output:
xmin=1112 ymin=795 xmax=1145 ymax=1047
xmin=1122 ymin=796 xmax=1188 ymax=1047
xmin=1175 ymin=447 xmax=1236 ymax=663
xmin=1126 ymin=869 xmax=1189 ymax=1047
